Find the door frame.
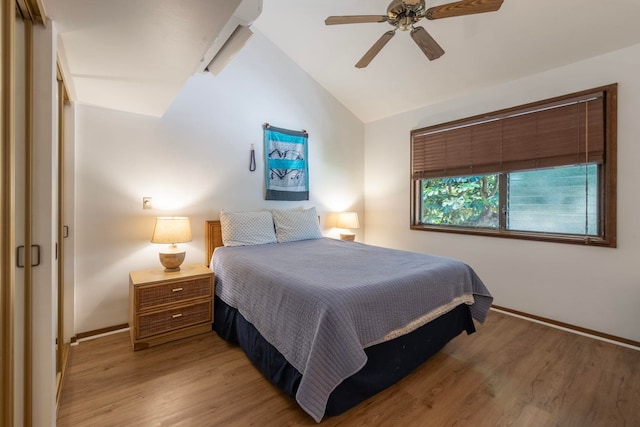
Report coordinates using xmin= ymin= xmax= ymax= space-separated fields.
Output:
xmin=1 ymin=1 xmax=17 ymax=424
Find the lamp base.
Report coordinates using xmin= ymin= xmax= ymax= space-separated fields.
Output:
xmin=158 ymin=247 xmax=186 ymax=272
xmin=339 ymin=232 xmax=355 ymax=242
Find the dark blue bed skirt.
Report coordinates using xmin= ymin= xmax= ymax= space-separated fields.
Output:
xmin=213 ymin=296 xmax=475 ymax=419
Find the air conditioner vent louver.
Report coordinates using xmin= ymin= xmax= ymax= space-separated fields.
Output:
xmin=196 ymin=0 xmax=262 ymax=76
xmin=206 ymin=25 xmax=253 ymax=76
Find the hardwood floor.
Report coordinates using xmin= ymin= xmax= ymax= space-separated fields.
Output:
xmin=57 ymin=311 xmax=640 ymax=426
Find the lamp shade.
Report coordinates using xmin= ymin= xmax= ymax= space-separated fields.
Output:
xmin=151 ymin=217 xmax=192 ymax=244
xmin=336 ymin=212 xmax=359 ymax=229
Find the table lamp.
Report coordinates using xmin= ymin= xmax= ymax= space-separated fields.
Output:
xmin=336 ymin=212 xmax=359 ymax=241
xmin=151 ymin=217 xmax=192 ymax=272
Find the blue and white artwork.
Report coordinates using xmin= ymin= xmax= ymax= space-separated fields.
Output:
xmin=263 ymin=125 xmax=309 ymax=201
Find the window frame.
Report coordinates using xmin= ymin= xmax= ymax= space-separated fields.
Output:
xmin=410 ymin=84 xmax=617 ymax=248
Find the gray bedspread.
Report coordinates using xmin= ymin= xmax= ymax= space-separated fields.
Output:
xmin=212 ymin=238 xmax=492 ymax=422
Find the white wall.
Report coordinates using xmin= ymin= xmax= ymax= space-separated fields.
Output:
xmin=364 ymin=43 xmax=640 ymax=343
xmin=74 ymin=31 xmax=365 ymax=333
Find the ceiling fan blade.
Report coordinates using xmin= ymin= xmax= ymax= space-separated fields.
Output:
xmin=355 ymin=31 xmax=395 ymax=68
xmin=426 ymin=0 xmax=503 ymax=20
xmin=410 ymin=26 xmax=445 ymax=60
xmin=325 ymin=15 xmax=388 ymax=25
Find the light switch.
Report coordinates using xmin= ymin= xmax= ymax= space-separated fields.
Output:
xmin=143 ymin=197 xmax=153 ymax=210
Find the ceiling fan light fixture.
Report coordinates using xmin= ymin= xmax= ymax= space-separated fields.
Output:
xmin=398 ymin=16 xmax=415 ymax=31
xmin=325 ymin=0 xmax=504 ymax=68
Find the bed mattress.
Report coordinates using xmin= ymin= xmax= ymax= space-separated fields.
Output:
xmin=212 ymin=238 xmax=492 ymax=421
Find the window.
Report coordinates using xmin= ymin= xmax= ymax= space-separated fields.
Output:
xmin=411 ymin=84 xmax=617 ymax=247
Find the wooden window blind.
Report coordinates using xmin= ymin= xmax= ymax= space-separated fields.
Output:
xmin=412 ymin=90 xmax=606 ymax=179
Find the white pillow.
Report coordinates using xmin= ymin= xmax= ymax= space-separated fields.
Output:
xmin=219 ymin=210 xmax=277 ymax=247
xmin=272 ymin=207 xmax=323 ymax=243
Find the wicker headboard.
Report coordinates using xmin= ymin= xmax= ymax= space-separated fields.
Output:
xmin=205 ymin=220 xmax=223 ymax=267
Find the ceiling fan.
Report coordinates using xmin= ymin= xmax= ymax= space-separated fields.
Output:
xmin=325 ymin=0 xmax=504 ymax=68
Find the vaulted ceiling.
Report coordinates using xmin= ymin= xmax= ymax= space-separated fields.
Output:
xmin=44 ymin=0 xmax=640 ymax=122
xmin=43 ymin=0 xmax=244 ymax=117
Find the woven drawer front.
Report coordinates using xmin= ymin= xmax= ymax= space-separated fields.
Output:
xmin=137 ymin=301 xmax=212 ymax=339
xmin=137 ymin=277 xmax=211 ymax=311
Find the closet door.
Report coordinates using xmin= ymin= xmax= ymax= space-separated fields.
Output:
xmin=2 ymin=3 xmax=57 ymax=425
xmin=14 ymin=14 xmax=36 ymax=427
xmin=31 ymin=20 xmax=59 ymax=426
xmin=56 ymin=69 xmax=73 ymax=403
xmin=14 ymin=16 xmax=28 ymax=427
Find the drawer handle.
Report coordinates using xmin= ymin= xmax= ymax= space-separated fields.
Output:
xmin=172 ymin=287 xmax=183 ymax=292
xmin=172 ymin=313 xmax=183 ymax=319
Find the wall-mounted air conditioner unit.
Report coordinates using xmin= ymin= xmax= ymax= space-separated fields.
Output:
xmin=196 ymin=0 xmax=262 ymax=76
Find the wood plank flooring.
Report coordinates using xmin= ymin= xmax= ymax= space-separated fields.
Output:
xmin=57 ymin=311 xmax=640 ymax=426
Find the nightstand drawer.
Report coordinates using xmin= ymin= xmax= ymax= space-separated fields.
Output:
xmin=136 ymin=276 xmax=211 ymax=311
xmin=129 ymin=264 xmax=214 ymax=350
xmin=136 ymin=300 xmax=212 ymax=339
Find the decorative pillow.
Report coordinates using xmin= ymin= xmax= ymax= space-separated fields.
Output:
xmin=272 ymin=207 xmax=323 ymax=243
xmin=219 ymin=210 xmax=277 ymax=247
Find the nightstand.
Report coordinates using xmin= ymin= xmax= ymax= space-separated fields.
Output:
xmin=129 ymin=264 xmax=213 ymax=351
